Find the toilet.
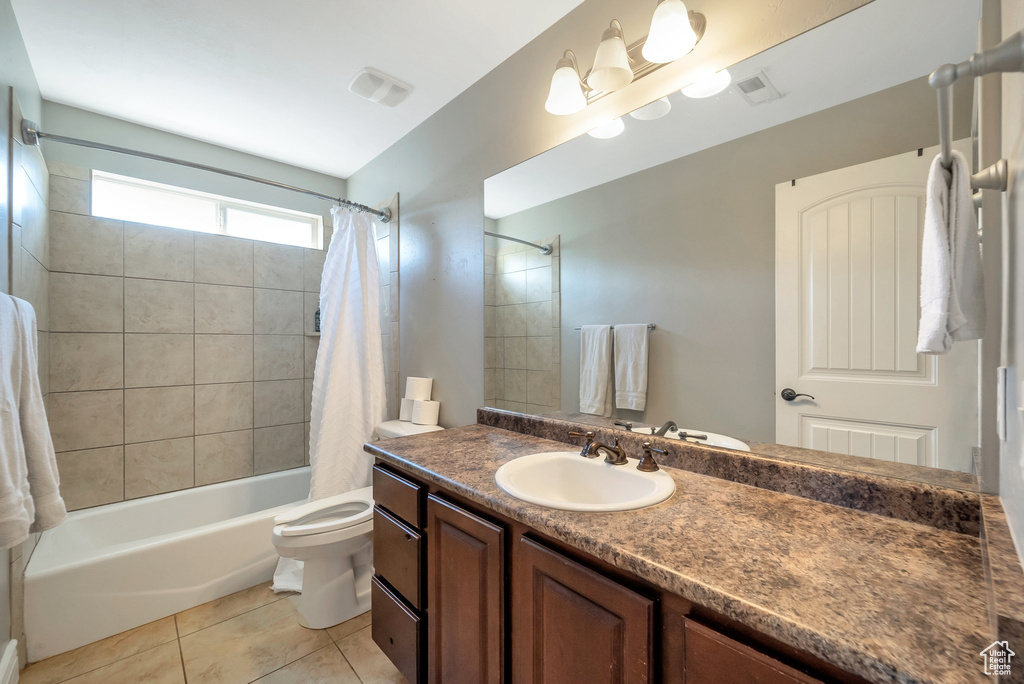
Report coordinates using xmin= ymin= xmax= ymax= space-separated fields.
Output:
xmin=271 ymin=420 xmax=444 ymax=629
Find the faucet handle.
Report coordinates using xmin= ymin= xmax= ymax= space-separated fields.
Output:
xmin=568 ymin=431 xmax=596 ymax=457
xmin=638 ymin=441 xmax=666 ymax=472
xmin=613 ymin=421 xmax=634 ymax=431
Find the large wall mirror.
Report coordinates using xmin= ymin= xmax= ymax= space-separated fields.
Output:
xmin=482 ymin=0 xmax=982 ymax=488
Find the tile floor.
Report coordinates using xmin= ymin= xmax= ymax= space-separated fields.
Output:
xmin=20 ymin=582 xmax=406 ymax=684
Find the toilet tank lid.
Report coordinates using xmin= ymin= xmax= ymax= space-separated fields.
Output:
xmin=375 ymin=420 xmax=445 ymax=439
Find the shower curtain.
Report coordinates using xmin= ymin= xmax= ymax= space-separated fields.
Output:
xmin=272 ymin=208 xmax=388 ymax=593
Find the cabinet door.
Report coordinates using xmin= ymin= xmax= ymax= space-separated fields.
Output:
xmin=513 ymin=536 xmax=653 ymax=684
xmin=684 ymin=620 xmax=822 ymax=684
xmin=426 ymin=495 xmax=505 ymax=684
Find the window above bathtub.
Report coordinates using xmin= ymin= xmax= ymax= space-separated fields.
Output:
xmin=91 ymin=171 xmax=324 ymax=249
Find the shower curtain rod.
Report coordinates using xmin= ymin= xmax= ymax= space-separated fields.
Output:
xmin=484 ymin=231 xmax=552 ymax=255
xmin=20 ymin=119 xmax=392 ymax=223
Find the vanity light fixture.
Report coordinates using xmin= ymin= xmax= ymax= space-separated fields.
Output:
xmin=642 ymin=0 xmax=698 ymax=63
xmin=587 ymin=117 xmax=626 ymax=139
xmin=587 ymin=21 xmax=634 ymax=92
xmin=681 ymin=69 xmax=732 ymax=98
xmin=629 ymin=96 xmax=672 ymax=121
xmin=544 ymin=50 xmax=588 ymax=115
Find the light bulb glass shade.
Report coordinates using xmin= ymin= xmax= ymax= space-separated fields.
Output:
xmin=587 ymin=24 xmax=633 ymax=92
xmin=680 ymin=69 xmax=731 ymax=98
xmin=545 ymin=58 xmax=586 ymax=115
xmin=642 ymin=0 xmax=697 ymax=63
xmin=629 ymin=97 xmax=671 ymax=121
xmin=587 ymin=117 xmax=625 ymax=139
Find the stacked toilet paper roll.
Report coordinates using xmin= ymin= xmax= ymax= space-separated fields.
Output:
xmin=399 ymin=377 xmax=440 ymax=425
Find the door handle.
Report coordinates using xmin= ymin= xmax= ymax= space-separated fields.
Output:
xmin=780 ymin=388 xmax=815 ymax=401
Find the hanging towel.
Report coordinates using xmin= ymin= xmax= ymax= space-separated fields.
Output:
xmin=614 ymin=324 xmax=649 ymax=411
xmin=579 ymin=325 xmax=613 ymax=417
xmin=0 ymin=294 xmax=66 ymax=549
xmin=918 ymin=150 xmax=986 ymax=354
xmin=273 ymin=208 xmax=387 ymax=593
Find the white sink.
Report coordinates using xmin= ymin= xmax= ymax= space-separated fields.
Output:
xmin=616 ymin=426 xmax=750 ymax=452
xmin=494 ymin=451 xmax=676 ymax=512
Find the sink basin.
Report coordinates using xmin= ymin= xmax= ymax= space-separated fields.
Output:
xmin=615 ymin=425 xmax=750 ymax=452
xmin=494 ymin=451 xmax=676 ymax=512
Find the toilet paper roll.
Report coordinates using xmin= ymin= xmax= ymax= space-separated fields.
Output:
xmin=399 ymin=398 xmax=415 ymax=422
xmin=405 ymin=376 xmax=433 ymax=401
xmin=411 ymin=400 xmax=440 ymax=426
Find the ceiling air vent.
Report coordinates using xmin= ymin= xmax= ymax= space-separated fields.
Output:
xmin=735 ymin=70 xmax=782 ymax=106
xmin=348 ymin=68 xmax=413 ymax=108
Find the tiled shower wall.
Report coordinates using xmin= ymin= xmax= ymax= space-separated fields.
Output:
xmin=484 ymin=235 xmax=560 ymax=413
xmin=45 ymin=163 xmax=399 ymax=511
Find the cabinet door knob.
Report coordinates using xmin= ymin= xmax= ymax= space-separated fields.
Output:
xmin=780 ymin=388 xmax=815 ymax=401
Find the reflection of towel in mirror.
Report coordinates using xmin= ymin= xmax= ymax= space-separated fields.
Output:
xmin=917 ymin=150 xmax=985 ymax=354
xmin=614 ymin=324 xmax=649 ymax=411
xmin=579 ymin=325 xmax=613 ymax=417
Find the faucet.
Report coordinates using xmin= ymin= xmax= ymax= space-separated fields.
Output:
xmin=653 ymin=420 xmax=678 ymax=437
xmin=613 ymin=420 xmax=634 ymax=431
xmin=568 ymin=431 xmax=597 ymax=457
xmin=591 ymin=437 xmax=628 ymax=465
xmin=638 ymin=442 xmax=666 ymax=472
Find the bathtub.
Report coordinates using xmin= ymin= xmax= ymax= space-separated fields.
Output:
xmin=25 ymin=467 xmax=311 ymax=662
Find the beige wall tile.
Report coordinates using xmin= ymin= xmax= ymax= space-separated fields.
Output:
xmin=304 ymin=379 xmax=313 ymax=422
xmin=254 ymin=289 xmax=303 ymax=334
xmin=125 ymin=386 xmax=194 ymax=443
xmin=49 ymin=212 xmax=123 ymax=276
xmin=504 ymin=337 xmax=526 ymax=370
xmin=527 ymin=370 xmax=552 ymax=406
xmin=254 ymin=424 xmax=304 ymax=475
xmin=526 ymin=266 xmax=552 ymax=303
xmin=527 ymin=336 xmax=552 ymax=371
xmin=195 ymin=334 xmax=253 ymax=384
xmin=254 ymin=242 xmax=303 ymax=290
xmin=49 ymin=175 xmax=90 ymax=215
xmin=125 ymin=334 xmax=193 ymax=387
xmin=46 ymin=161 xmax=90 ymax=181
xmin=194 ymin=234 xmax=253 ymax=286
xmin=56 ymin=446 xmax=124 ymax=510
xmin=37 ymin=331 xmax=49 ymax=396
xmin=49 ymin=390 xmax=124 ymax=452
xmin=303 ymin=422 xmax=310 ymax=465
xmin=16 ymin=250 xmax=48 ymax=329
xmin=195 ymin=430 xmax=253 ymax=485
xmin=254 ymin=335 xmax=303 ymax=381
xmin=303 ymin=249 xmax=326 ymax=292
xmin=17 ymin=170 xmax=49 ymax=270
xmin=253 ymin=379 xmax=303 ymax=427
xmin=505 ymin=370 xmax=527 ymax=403
xmin=125 ymin=438 xmax=194 ymax=499
xmin=124 ymin=279 xmax=194 ymax=333
xmin=304 ymin=336 xmax=319 ymax=379
xmin=195 ymin=284 xmax=253 ymax=334
xmin=503 ymin=304 xmax=527 ymax=337
xmin=50 ymin=333 xmax=123 ymax=392
xmin=124 ymin=223 xmax=194 ymax=282
xmin=526 ymin=301 xmax=552 ymax=337
xmin=50 ymin=273 xmax=123 ymax=333
xmin=303 ymin=292 xmax=319 ymax=335
xmin=195 ymin=382 xmax=253 ymax=435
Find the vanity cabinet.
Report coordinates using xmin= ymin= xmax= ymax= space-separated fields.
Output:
xmin=372 ymin=462 xmax=841 ymax=684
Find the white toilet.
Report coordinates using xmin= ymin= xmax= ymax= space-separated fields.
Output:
xmin=271 ymin=420 xmax=443 ymax=629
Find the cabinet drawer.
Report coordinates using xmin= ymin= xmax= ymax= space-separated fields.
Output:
xmin=374 ymin=505 xmax=423 ymax=608
xmin=373 ymin=464 xmax=423 ymax=528
xmin=372 ymin=576 xmax=422 ymax=684
xmin=684 ymin=620 xmax=822 ymax=684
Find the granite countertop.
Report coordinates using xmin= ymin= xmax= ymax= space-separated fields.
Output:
xmin=366 ymin=424 xmax=992 ymax=684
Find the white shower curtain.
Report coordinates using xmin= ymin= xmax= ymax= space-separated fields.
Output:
xmin=272 ymin=207 xmax=388 ymax=593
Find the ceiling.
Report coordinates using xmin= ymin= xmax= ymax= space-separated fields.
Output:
xmin=12 ymin=0 xmax=583 ymax=178
xmin=485 ymin=0 xmax=981 ymax=219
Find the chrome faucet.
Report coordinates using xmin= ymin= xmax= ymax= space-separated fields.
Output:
xmin=653 ymin=420 xmax=678 ymax=437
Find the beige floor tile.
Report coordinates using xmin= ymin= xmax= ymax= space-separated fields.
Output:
xmin=255 ymin=644 xmax=359 ymax=683
xmin=326 ymin=611 xmax=372 ymax=642
xmin=337 ymin=625 xmax=407 ymax=684
xmin=62 ymin=641 xmax=184 ymax=684
xmin=20 ymin=616 xmax=177 ymax=684
xmin=175 ymin=581 xmax=284 ymax=636
xmin=179 ymin=596 xmax=331 ymax=684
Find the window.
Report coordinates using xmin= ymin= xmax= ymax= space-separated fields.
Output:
xmin=91 ymin=171 xmax=324 ymax=249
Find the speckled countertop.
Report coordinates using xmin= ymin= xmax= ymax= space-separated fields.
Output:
xmin=366 ymin=424 xmax=992 ymax=684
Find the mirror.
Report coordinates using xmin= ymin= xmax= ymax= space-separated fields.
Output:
xmin=483 ymin=0 xmax=982 ymax=489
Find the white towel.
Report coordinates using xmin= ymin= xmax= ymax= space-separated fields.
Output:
xmin=614 ymin=324 xmax=649 ymax=411
xmin=918 ymin=150 xmax=985 ymax=354
xmin=579 ymin=325 xmax=613 ymax=416
xmin=0 ymin=294 xmax=66 ymax=549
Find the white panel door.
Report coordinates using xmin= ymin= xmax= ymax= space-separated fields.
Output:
xmin=776 ymin=142 xmax=978 ymax=472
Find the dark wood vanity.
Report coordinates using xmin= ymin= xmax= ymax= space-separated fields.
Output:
xmin=370 ymin=461 xmax=861 ymax=684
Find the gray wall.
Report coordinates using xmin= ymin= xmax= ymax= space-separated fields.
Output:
xmin=495 ymin=78 xmax=971 ymax=442
xmin=347 ymin=0 xmax=871 ymax=427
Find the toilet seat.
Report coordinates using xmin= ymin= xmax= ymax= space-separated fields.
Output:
xmin=273 ymin=486 xmax=374 ymax=537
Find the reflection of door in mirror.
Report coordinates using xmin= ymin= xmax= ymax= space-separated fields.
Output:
xmin=776 ymin=141 xmax=978 ymax=472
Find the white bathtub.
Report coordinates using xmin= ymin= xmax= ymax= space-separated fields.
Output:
xmin=25 ymin=467 xmax=311 ymax=662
